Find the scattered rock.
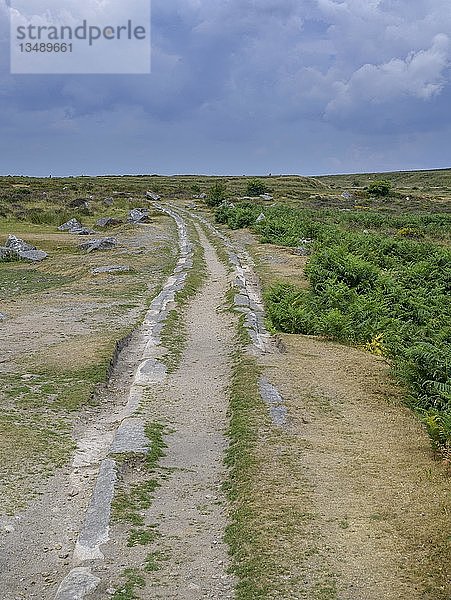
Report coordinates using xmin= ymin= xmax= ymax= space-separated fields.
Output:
xmin=220 ymin=201 xmax=235 ymax=209
xmin=58 ymin=218 xmax=82 ymax=232
xmin=0 ymin=312 xmax=6 ymax=321
xmin=5 ymin=235 xmax=34 ymax=253
xmin=96 ymin=217 xmax=122 ymax=228
xmin=58 ymin=219 xmax=96 ymax=235
xmin=91 ymin=265 xmax=130 ymax=275
xmin=293 ymin=246 xmax=310 ymax=257
xmin=18 ymin=249 xmax=49 ymax=262
xmin=145 ymin=191 xmax=161 ymax=201
xmin=256 ymin=212 xmax=266 ymax=223
xmin=342 ymin=191 xmax=354 ymax=200
xmin=128 ymin=208 xmax=149 ymax=224
xmin=79 ymin=238 xmax=117 ymax=253
xmin=103 ymin=197 xmax=114 ymax=206
xmin=292 ymin=238 xmax=313 ymax=256
xmin=69 ymin=198 xmax=89 ymax=209
xmin=192 ymin=193 xmax=207 ymax=200
xmin=2 ymin=235 xmax=48 ymax=262
xmin=260 ymin=193 xmax=273 ymax=201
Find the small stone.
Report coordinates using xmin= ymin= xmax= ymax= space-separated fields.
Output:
xmin=96 ymin=217 xmax=122 ymax=228
xmin=69 ymin=198 xmax=89 ymax=209
xmin=79 ymin=237 xmax=117 ymax=253
xmin=145 ymin=191 xmax=161 ymax=201
xmin=128 ymin=208 xmax=150 ymax=224
xmin=58 ymin=218 xmax=96 ymax=235
xmin=91 ymin=265 xmax=130 ymax=275
xmin=5 ymin=235 xmax=34 ymax=253
xmin=188 ymin=583 xmax=200 ymax=590
xmin=58 ymin=218 xmax=82 ymax=232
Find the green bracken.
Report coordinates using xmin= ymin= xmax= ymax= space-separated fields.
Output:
xmin=216 ymin=202 xmax=451 ymax=451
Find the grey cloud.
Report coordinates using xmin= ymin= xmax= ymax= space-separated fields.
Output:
xmin=326 ymin=33 xmax=450 ymax=117
xmin=0 ymin=0 xmax=451 ymax=175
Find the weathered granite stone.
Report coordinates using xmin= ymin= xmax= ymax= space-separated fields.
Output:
xmin=79 ymin=238 xmax=117 ymax=253
xmin=4 ymin=236 xmax=48 ymax=262
xmin=91 ymin=265 xmax=130 ymax=274
xmin=58 ymin=219 xmax=95 ymax=235
xmin=96 ymin=217 xmax=122 ymax=228
xmin=145 ymin=191 xmax=161 ymax=201
xmin=128 ymin=208 xmax=149 ymax=223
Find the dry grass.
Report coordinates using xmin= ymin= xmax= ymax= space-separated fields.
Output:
xmin=263 ymin=335 xmax=451 ymax=599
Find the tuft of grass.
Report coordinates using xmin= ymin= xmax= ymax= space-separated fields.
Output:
xmin=313 ymin=581 xmax=338 ymax=600
xmin=112 ymin=479 xmax=159 ymax=526
xmin=144 ymin=550 xmax=169 ymax=572
xmin=112 ymin=568 xmax=145 ymax=600
xmin=224 ymin=335 xmax=268 ymax=599
xmin=112 ymin=421 xmax=167 ymax=527
xmin=127 ymin=525 xmax=160 ymax=547
xmin=145 ymin=421 xmax=167 ymax=470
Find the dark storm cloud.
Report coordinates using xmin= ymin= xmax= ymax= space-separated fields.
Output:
xmin=0 ymin=0 xmax=450 ymax=175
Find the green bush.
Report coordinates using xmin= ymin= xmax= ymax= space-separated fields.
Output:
xmin=246 ymin=179 xmax=269 ymax=196
xmin=367 ymin=180 xmax=391 ymax=197
xmin=206 ymin=181 xmax=227 ymax=207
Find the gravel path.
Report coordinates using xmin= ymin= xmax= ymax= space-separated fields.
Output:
xmin=133 ymin=226 xmax=235 ymax=598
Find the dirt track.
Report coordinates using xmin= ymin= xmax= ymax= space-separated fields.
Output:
xmin=1 ymin=206 xmax=450 ymax=599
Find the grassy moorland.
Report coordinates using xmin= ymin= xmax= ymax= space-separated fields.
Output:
xmin=1 ymin=169 xmax=450 ymax=512
xmin=0 ymin=177 xmax=178 ymax=513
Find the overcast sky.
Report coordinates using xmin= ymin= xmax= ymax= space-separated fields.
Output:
xmin=1 ymin=0 xmax=451 ymax=176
